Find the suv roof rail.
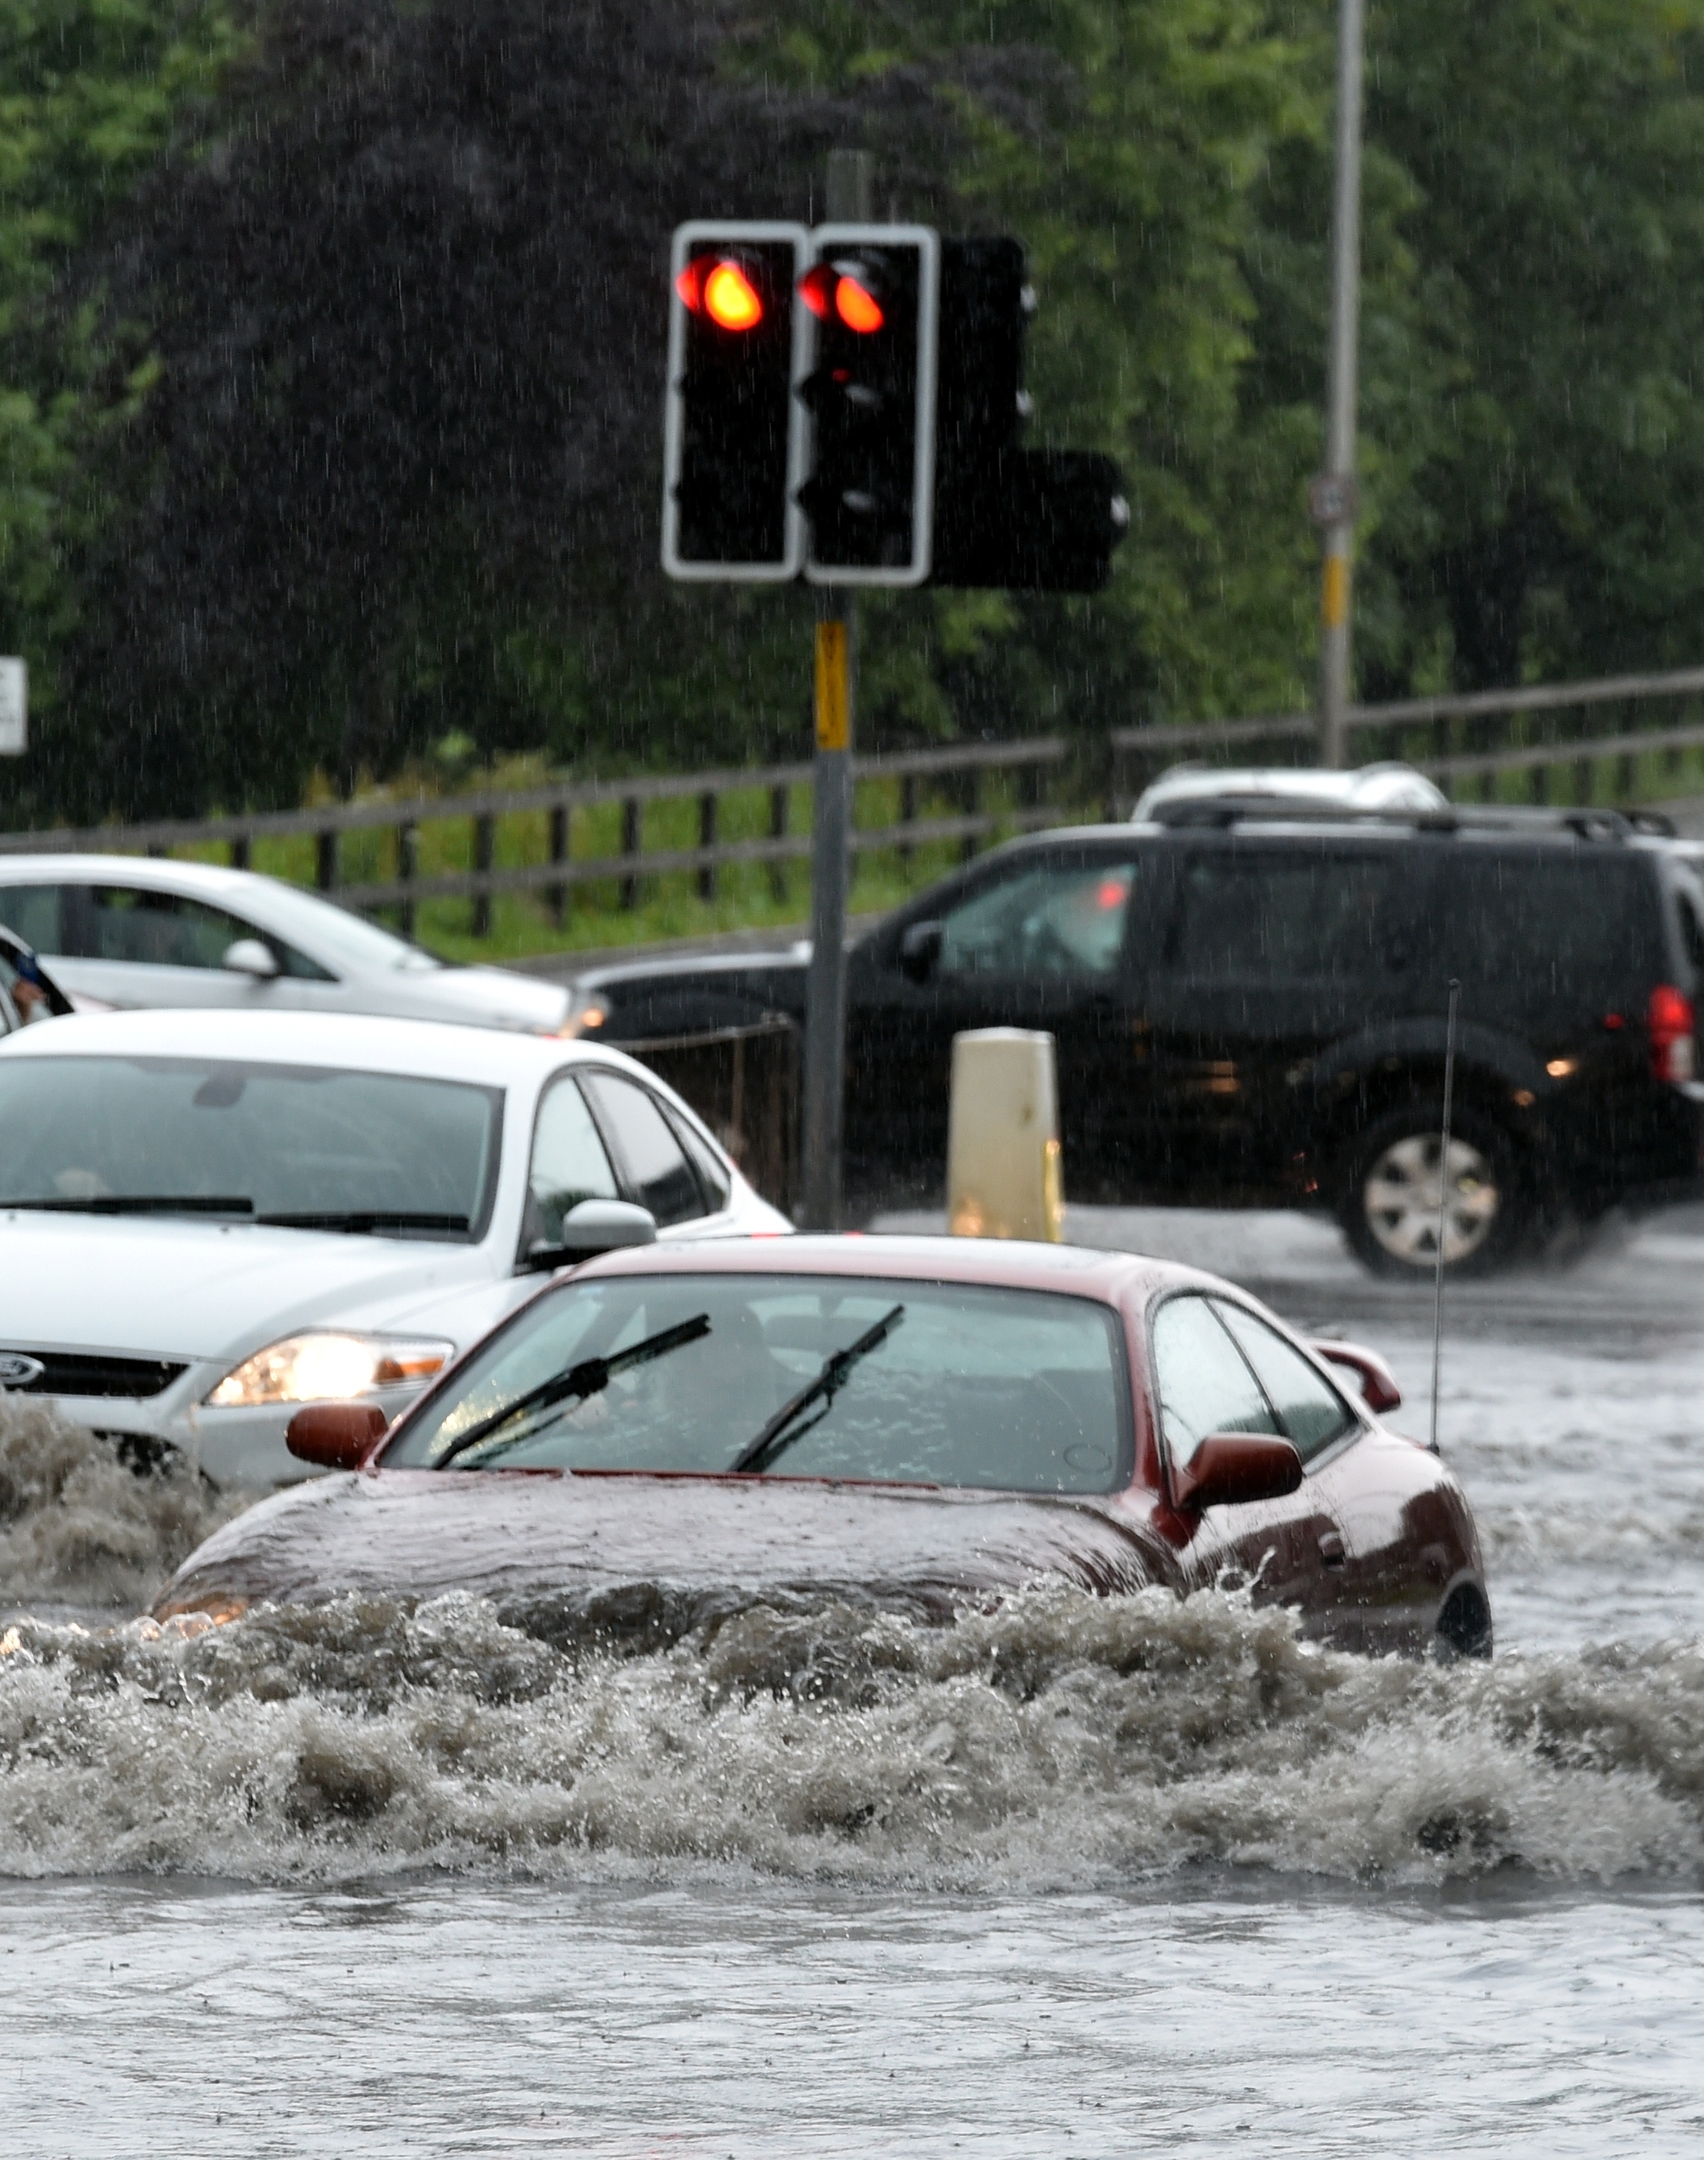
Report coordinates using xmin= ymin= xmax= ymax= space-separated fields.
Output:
xmin=1145 ymin=795 xmax=1645 ymax=843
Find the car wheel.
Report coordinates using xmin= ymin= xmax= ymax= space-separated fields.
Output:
xmin=1433 ymin=1581 xmax=1493 ymax=1661
xmin=1339 ymin=1102 xmax=1526 ymax=1278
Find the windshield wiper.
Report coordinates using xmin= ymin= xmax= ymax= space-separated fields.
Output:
xmin=434 ymin=1311 xmax=712 ymax=1469
xmin=0 ymin=1194 xmax=255 ymax=1216
xmin=254 ymin=1209 xmax=470 ymax=1235
xmin=729 ymin=1304 xmax=905 ymax=1476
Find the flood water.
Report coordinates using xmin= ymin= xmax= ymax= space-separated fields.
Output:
xmin=6 ymin=1206 xmax=1704 ymax=2154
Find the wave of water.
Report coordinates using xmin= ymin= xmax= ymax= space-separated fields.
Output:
xmin=3 ymin=1583 xmax=1703 ymax=1887
xmin=3 ymin=1398 xmax=1703 ymax=1891
xmin=0 ymin=1396 xmax=246 ymax=1612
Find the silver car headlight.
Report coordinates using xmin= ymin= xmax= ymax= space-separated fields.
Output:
xmin=204 ymin=1332 xmax=453 ymax=1408
xmin=551 ymin=992 xmax=608 ymax=1040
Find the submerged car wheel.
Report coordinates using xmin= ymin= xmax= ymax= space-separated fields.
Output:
xmin=1433 ymin=1581 xmax=1493 ymax=1661
xmin=1340 ymin=1103 xmax=1524 ymax=1277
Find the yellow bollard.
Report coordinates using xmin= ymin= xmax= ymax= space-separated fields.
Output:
xmin=946 ymin=1028 xmax=1064 ymax=1242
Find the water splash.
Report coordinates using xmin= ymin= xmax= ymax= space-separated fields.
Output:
xmin=1 ymin=1584 xmax=1700 ymax=1887
xmin=0 ymin=1396 xmax=248 ymax=1612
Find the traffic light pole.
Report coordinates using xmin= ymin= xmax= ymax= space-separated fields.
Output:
xmin=1317 ymin=0 xmax=1365 ymax=770
xmin=801 ymin=597 xmax=853 ymax=1229
xmin=799 ymin=149 xmax=872 ymax=1232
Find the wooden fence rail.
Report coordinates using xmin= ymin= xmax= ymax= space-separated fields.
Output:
xmin=8 ymin=663 xmax=1704 ymax=935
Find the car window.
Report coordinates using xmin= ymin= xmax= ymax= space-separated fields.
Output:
xmin=1149 ymin=1294 xmax=1278 ymax=1467
xmin=580 ymin=1070 xmax=704 ymax=1226
xmin=1167 ymin=852 xmax=1404 ymax=984
xmin=386 ymin=1274 xmax=1132 ymax=1494
xmin=0 ymin=884 xmax=62 ymax=953
xmin=937 ymin=859 xmax=1135 ymax=982
xmin=1439 ymin=855 xmax=1646 ymax=997
xmin=526 ymin=1075 xmax=620 ymax=1248
xmin=1212 ymin=1301 xmax=1356 ymax=1463
xmin=56 ymin=884 xmax=260 ymax=970
xmin=663 ymin=1103 xmax=732 ymax=1212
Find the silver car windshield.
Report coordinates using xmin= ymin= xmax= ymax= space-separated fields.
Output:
xmin=245 ymin=882 xmax=444 ymax=974
xmin=0 ymin=1056 xmax=502 ymax=1239
xmin=386 ymin=1274 xmax=1132 ymax=1492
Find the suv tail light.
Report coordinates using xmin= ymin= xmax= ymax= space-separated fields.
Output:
xmin=1648 ymin=983 xmax=1697 ymax=1083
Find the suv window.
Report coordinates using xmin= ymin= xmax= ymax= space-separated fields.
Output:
xmin=527 ymin=1075 xmax=620 ymax=1248
xmin=1168 ymin=851 xmax=1405 ymax=983
xmin=937 ymin=858 xmax=1135 ymax=983
xmin=1212 ymin=1301 xmax=1356 ymax=1462
xmin=1440 ymin=854 xmax=1642 ymax=996
xmin=581 ymin=1070 xmax=705 ymax=1226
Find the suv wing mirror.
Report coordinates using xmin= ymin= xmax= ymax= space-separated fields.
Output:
xmin=1310 ymin=1338 xmax=1401 ymax=1413
xmin=287 ymin=1400 xmax=389 ymax=1469
xmin=222 ymin=937 xmax=280 ymax=980
xmin=899 ymin=920 xmax=943 ymax=984
xmin=1171 ymin=1432 xmax=1302 ymax=1513
xmin=521 ymin=1197 xmax=657 ymax=1273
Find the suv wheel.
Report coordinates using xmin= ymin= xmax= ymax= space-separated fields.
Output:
xmin=1340 ymin=1102 xmax=1525 ymax=1277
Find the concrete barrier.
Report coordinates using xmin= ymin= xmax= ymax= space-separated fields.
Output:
xmin=946 ymin=1028 xmax=1064 ymax=1241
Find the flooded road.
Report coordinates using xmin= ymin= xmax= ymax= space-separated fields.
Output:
xmin=6 ymin=1206 xmax=1704 ymax=2154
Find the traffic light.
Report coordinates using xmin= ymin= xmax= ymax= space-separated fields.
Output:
xmin=929 ymin=238 xmax=1128 ymax=594
xmin=797 ymin=225 xmax=940 ymax=586
xmin=662 ymin=221 xmax=808 ymax=582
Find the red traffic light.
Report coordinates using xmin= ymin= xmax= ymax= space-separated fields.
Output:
xmin=676 ymin=256 xmax=764 ymax=331
xmin=798 ymin=262 xmax=885 ymax=334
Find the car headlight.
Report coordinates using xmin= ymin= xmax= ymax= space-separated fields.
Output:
xmin=552 ymin=995 xmax=608 ymax=1040
xmin=204 ymin=1332 xmax=453 ymax=1408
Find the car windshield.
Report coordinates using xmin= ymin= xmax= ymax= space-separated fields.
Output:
xmin=0 ymin=1056 xmax=501 ymax=1237
xmin=384 ymin=1273 xmax=1132 ymax=1492
xmin=246 ymin=881 xmax=444 ymax=973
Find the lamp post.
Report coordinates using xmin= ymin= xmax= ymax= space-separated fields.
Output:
xmin=1315 ymin=0 xmax=1365 ymax=769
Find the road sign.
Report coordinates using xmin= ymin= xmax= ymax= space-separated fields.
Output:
xmin=662 ymin=222 xmax=809 ymax=581
xmin=0 ymin=659 xmax=25 ymax=756
xmin=797 ymin=224 xmax=940 ymax=587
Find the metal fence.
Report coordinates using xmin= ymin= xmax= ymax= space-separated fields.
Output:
xmin=6 ymin=663 xmax=1704 ymax=935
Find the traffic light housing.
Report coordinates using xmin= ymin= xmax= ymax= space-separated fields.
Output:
xmin=797 ymin=225 xmax=939 ymax=587
xmin=662 ymin=222 xmax=808 ymax=581
xmin=930 ymin=237 xmax=1128 ymax=593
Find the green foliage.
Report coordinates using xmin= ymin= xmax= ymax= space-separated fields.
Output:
xmin=0 ymin=0 xmax=234 ymax=688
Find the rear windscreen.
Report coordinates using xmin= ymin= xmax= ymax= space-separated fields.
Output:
xmin=1439 ymin=853 xmax=1653 ymax=998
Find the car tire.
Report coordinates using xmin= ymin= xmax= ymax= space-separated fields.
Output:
xmin=1338 ymin=1099 xmax=1527 ymax=1279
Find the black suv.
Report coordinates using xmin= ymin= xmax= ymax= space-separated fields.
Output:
xmin=566 ymin=802 xmax=1704 ymax=1273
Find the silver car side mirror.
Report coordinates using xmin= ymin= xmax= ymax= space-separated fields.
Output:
xmin=522 ymin=1197 xmax=658 ymax=1272
xmin=222 ymin=937 xmax=280 ymax=980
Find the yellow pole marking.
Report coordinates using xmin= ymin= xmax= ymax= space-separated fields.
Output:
xmin=815 ymin=620 xmax=850 ymax=752
xmin=1321 ymin=552 xmax=1350 ymax=630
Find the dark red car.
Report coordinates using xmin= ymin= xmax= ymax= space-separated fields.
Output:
xmin=154 ymin=1237 xmax=1491 ymax=1660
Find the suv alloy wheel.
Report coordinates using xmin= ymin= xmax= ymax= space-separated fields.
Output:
xmin=1339 ymin=1100 xmax=1526 ymax=1277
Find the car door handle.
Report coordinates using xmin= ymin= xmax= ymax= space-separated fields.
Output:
xmin=1317 ymin=1530 xmax=1346 ymax=1567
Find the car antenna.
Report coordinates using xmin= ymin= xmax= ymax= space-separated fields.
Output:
xmin=1429 ymin=978 xmax=1461 ymax=1457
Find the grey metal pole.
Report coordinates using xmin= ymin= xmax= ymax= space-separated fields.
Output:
xmin=799 ymin=149 xmax=871 ymax=1231
xmin=1316 ymin=0 xmax=1365 ymax=770
xmin=802 ymin=600 xmax=853 ymax=1229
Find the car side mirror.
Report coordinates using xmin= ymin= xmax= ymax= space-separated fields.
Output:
xmin=1171 ymin=1432 xmax=1302 ymax=1512
xmin=899 ymin=920 xmax=943 ymax=984
xmin=223 ymin=937 xmax=280 ymax=980
xmin=521 ymin=1197 xmax=658 ymax=1272
xmin=1310 ymin=1339 xmax=1401 ymax=1413
xmin=287 ymin=1400 xmax=389 ymax=1469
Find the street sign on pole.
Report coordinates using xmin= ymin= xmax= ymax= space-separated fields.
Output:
xmin=0 ymin=659 xmax=25 ymax=756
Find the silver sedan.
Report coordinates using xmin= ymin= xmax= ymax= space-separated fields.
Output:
xmin=0 ymin=853 xmax=572 ymax=1035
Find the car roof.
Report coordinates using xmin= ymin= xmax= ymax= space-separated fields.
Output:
xmin=0 ymin=1005 xmax=643 ymax=1086
xmin=0 ymin=851 xmax=274 ymax=900
xmin=566 ymin=1230 xmax=1210 ymax=1307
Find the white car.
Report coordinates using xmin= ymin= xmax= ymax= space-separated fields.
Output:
xmin=0 ymin=853 xmax=573 ymax=1034
xmin=1133 ymin=761 xmax=1446 ymax=820
xmin=0 ymin=1009 xmax=789 ymax=1487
